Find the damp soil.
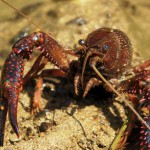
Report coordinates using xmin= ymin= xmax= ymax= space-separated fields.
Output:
xmin=0 ymin=0 xmax=150 ymax=150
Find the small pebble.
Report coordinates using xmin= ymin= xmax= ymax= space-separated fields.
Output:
xmin=9 ymin=134 xmax=21 ymax=143
xmin=39 ymin=122 xmax=54 ymax=132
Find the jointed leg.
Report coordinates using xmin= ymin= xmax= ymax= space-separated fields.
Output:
xmin=23 ymin=53 xmax=48 ymax=85
xmin=133 ymin=59 xmax=150 ymax=72
xmin=31 ymin=76 xmax=43 ymax=114
xmin=31 ymin=69 xmax=66 ymax=113
xmin=83 ymin=77 xmax=102 ymax=98
xmin=74 ymin=72 xmax=81 ymax=95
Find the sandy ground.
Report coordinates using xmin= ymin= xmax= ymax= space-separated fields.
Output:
xmin=0 ymin=0 xmax=150 ymax=150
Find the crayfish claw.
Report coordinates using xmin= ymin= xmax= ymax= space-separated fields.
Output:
xmin=9 ymin=96 xmax=20 ymax=138
xmin=0 ymin=52 xmax=24 ymax=143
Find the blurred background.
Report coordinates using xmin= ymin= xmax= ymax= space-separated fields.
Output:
xmin=0 ymin=0 xmax=150 ymax=65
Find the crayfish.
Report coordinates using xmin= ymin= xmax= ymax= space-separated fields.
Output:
xmin=0 ymin=0 xmax=150 ymax=149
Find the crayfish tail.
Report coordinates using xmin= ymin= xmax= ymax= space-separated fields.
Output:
xmin=0 ymin=96 xmax=8 ymax=146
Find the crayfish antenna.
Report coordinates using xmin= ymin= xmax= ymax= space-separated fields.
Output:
xmin=91 ymin=65 xmax=150 ymax=130
xmin=81 ymin=50 xmax=92 ymax=88
xmin=1 ymin=0 xmax=48 ymax=35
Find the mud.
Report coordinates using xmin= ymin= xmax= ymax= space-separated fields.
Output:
xmin=0 ymin=0 xmax=150 ymax=150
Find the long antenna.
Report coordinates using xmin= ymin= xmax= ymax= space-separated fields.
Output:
xmin=1 ymin=0 xmax=48 ymax=34
xmin=1 ymin=0 xmax=150 ymax=130
xmin=92 ymin=65 xmax=150 ymax=130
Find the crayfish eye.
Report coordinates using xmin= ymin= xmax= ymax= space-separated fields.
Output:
xmin=78 ymin=39 xmax=86 ymax=46
xmin=102 ymin=45 xmax=109 ymax=53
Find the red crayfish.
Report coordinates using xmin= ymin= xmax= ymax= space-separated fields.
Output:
xmin=0 ymin=0 xmax=150 ymax=149
xmin=110 ymin=60 xmax=150 ymax=149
